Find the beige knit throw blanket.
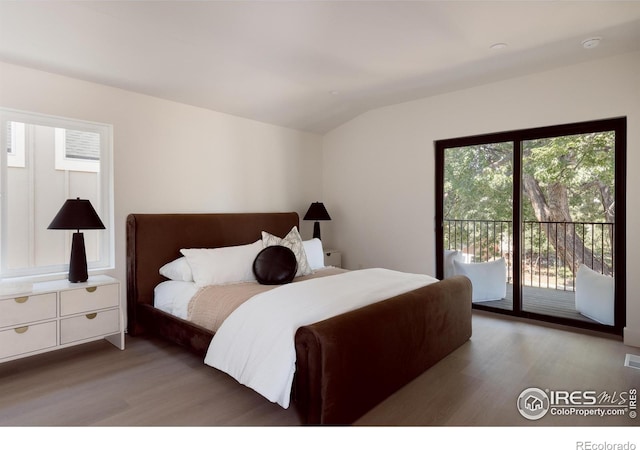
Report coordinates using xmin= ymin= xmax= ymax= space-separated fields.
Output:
xmin=187 ymin=267 xmax=346 ymax=332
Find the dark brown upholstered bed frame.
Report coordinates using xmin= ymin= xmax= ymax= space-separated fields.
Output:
xmin=126 ymin=212 xmax=472 ymax=424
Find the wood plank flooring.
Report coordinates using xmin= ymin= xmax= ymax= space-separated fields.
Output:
xmin=0 ymin=311 xmax=638 ymax=428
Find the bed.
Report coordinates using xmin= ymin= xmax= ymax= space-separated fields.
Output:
xmin=126 ymin=212 xmax=472 ymax=424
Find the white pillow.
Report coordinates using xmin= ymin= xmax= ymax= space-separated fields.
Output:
xmin=303 ymin=238 xmax=325 ymax=270
xmin=443 ymin=250 xmax=464 ymax=279
xmin=262 ymin=226 xmax=312 ymax=277
xmin=180 ymin=240 xmax=262 ymax=287
xmin=153 ymin=280 xmax=199 ymax=318
xmin=575 ymin=264 xmax=614 ymax=326
xmin=453 ymin=258 xmax=507 ymax=302
xmin=159 ymin=256 xmax=194 ymax=282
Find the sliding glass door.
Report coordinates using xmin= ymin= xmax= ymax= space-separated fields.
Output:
xmin=520 ymin=132 xmax=616 ymax=324
xmin=435 ymin=118 xmax=626 ymax=334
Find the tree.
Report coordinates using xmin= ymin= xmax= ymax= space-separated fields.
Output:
xmin=444 ymin=141 xmax=513 ymax=221
xmin=521 ymin=133 xmax=614 ymax=275
xmin=444 ymin=131 xmax=615 ymax=276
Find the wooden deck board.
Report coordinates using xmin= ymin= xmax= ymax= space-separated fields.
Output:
xmin=477 ymin=284 xmax=597 ymax=323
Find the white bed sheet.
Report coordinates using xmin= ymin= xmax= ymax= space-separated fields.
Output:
xmin=153 ymin=280 xmax=200 ymax=319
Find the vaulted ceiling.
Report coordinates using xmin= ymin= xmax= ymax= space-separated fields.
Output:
xmin=1 ymin=1 xmax=639 ymax=134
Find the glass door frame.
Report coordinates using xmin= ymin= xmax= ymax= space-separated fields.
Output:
xmin=435 ymin=117 xmax=626 ymax=335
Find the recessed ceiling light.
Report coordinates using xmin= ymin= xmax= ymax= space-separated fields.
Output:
xmin=490 ymin=43 xmax=508 ymax=50
xmin=582 ymin=37 xmax=602 ymax=49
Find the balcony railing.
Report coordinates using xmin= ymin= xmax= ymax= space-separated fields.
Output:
xmin=443 ymin=219 xmax=614 ymax=291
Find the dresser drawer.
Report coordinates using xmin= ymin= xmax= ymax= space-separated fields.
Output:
xmin=60 ymin=309 xmax=119 ymax=345
xmin=0 ymin=293 xmax=57 ymax=328
xmin=60 ymin=283 xmax=119 ymax=316
xmin=0 ymin=321 xmax=57 ymax=360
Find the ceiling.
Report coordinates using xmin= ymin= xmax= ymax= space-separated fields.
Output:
xmin=1 ymin=1 xmax=640 ymax=134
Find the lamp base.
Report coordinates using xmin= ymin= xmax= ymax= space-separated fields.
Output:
xmin=313 ymin=222 xmax=321 ymax=240
xmin=69 ymin=232 xmax=88 ymax=283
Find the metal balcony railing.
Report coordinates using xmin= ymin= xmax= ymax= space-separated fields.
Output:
xmin=443 ymin=219 xmax=614 ymax=291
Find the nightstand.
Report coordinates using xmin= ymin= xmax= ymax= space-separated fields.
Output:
xmin=324 ymin=249 xmax=342 ymax=268
xmin=0 ymin=275 xmax=124 ymax=363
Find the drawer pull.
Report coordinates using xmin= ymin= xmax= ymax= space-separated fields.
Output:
xmin=86 ymin=313 xmax=97 ymax=320
xmin=86 ymin=286 xmax=97 ymax=293
xmin=14 ymin=326 xmax=29 ymax=334
xmin=15 ymin=296 xmax=28 ymax=304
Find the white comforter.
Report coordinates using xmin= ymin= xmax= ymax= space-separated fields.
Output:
xmin=204 ymin=268 xmax=438 ymax=408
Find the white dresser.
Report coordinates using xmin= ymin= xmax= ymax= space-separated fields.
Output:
xmin=0 ymin=275 xmax=124 ymax=363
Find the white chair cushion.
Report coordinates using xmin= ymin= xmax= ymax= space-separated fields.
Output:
xmin=443 ymin=250 xmax=464 ymax=279
xmin=575 ymin=264 xmax=614 ymax=326
xmin=453 ymin=258 xmax=507 ymax=302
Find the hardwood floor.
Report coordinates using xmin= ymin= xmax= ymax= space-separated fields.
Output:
xmin=1 ymin=311 xmax=638 ymax=427
xmin=357 ymin=312 xmax=638 ymax=426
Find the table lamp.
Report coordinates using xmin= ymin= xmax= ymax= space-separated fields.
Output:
xmin=303 ymin=202 xmax=331 ymax=240
xmin=48 ymin=198 xmax=105 ymax=282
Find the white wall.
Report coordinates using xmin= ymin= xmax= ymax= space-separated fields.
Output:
xmin=0 ymin=61 xmax=323 ymax=309
xmin=322 ymin=51 xmax=640 ymax=346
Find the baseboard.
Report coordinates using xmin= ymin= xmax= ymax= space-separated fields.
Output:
xmin=623 ymin=327 xmax=640 ymax=348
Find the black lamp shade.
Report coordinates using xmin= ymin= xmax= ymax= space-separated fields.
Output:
xmin=48 ymin=198 xmax=105 ymax=283
xmin=48 ymin=198 xmax=105 ymax=231
xmin=303 ymin=202 xmax=331 ymax=221
xmin=303 ymin=202 xmax=331 ymax=240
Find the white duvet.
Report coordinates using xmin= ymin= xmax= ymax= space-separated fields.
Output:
xmin=204 ymin=268 xmax=438 ymax=408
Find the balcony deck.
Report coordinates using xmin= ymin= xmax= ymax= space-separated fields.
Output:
xmin=478 ymin=284 xmax=597 ymax=324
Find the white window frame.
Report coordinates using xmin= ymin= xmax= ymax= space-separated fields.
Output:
xmin=7 ymin=121 xmax=25 ymax=168
xmin=54 ymin=128 xmax=100 ymax=173
xmin=0 ymin=107 xmax=114 ymax=279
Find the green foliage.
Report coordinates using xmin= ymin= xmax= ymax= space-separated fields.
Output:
xmin=522 ymin=132 xmax=614 ymax=222
xmin=444 ymin=142 xmax=513 ymax=221
xmin=444 ymin=132 xmax=615 ymax=224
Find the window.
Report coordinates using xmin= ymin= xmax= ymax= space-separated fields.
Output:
xmin=0 ymin=108 xmax=113 ymax=279
xmin=54 ymin=128 xmax=100 ymax=173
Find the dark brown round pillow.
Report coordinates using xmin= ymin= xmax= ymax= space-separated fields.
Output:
xmin=253 ymin=245 xmax=298 ymax=285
